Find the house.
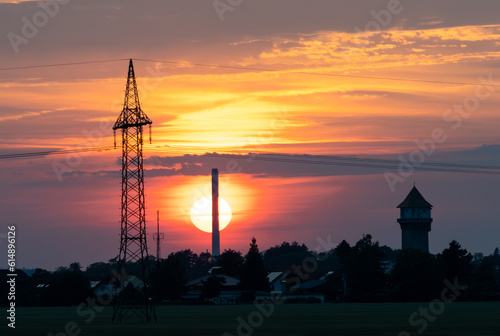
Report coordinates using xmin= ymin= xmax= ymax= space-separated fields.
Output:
xmin=267 ymin=271 xmax=287 ymax=293
xmin=0 ymin=269 xmax=38 ymax=305
xmin=86 ymin=276 xmax=118 ymax=299
xmin=0 ymin=269 xmax=32 ymax=294
xmin=183 ymin=274 xmax=241 ymax=304
xmin=381 ymin=261 xmax=395 ymax=274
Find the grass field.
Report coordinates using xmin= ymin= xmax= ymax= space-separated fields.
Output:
xmin=6 ymin=302 xmax=500 ymax=336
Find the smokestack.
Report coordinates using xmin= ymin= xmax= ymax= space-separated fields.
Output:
xmin=212 ymin=168 xmax=220 ymax=257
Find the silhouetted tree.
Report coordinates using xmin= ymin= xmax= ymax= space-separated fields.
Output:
xmin=69 ymin=262 xmax=83 ymax=273
xmin=173 ymin=249 xmax=197 ymax=270
xmin=173 ymin=249 xmax=214 ymax=280
xmin=335 ymin=240 xmax=352 ymax=266
xmin=379 ymin=245 xmax=400 ymax=262
xmin=472 ymin=253 xmax=485 ymax=265
xmin=217 ymin=249 xmax=244 ymax=278
xmin=240 ymin=237 xmax=270 ymax=292
xmin=440 ymin=240 xmax=473 ymax=282
xmin=391 ymin=249 xmax=444 ymax=302
xmin=198 ymin=251 xmax=212 ymax=266
xmin=263 ymin=241 xmax=312 ymax=268
xmin=31 ymin=268 xmax=51 ymax=280
xmin=486 ymin=247 xmax=500 ymax=267
xmin=152 ymin=253 xmax=187 ymax=301
xmin=339 ymin=235 xmax=386 ymax=300
xmin=466 ymin=259 xmax=499 ymax=300
xmin=201 ymin=275 xmax=226 ymax=299
xmin=312 ymin=249 xmax=341 ymax=276
xmin=85 ymin=262 xmax=116 ymax=277
xmin=42 ymin=265 xmax=90 ymax=306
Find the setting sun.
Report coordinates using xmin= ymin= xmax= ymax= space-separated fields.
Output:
xmin=190 ymin=196 xmax=232 ymax=233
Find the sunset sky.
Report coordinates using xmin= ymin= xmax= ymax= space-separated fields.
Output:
xmin=1 ymin=0 xmax=500 ymax=270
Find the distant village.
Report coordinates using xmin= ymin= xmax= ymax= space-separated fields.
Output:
xmin=2 ymin=185 xmax=500 ymax=308
xmin=2 ymin=239 xmax=500 ymax=308
xmin=2 ymin=230 xmax=499 ymax=307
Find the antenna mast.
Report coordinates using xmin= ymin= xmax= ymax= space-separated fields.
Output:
xmin=153 ymin=210 xmax=164 ymax=266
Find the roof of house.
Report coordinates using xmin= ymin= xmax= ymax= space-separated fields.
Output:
xmin=267 ymin=272 xmax=284 ymax=284
xmin=298 ymin=279 xmax=326 ymax=290
xmin=186 ymin=274 xmax=240 ymax=287
xmin=397 ymin=186 xmax=433 ymax=208
xmin=0 ymin=269 xmax=30 ymax=282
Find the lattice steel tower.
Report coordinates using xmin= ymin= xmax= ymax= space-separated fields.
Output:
xmin=112 ymin=59 xmax=155 ymax=322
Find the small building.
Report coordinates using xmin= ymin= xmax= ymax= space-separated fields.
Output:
xmin=267 ymin=271 xmax=287 ymax=293
xmin=87 ymin=276 xmax=118 ymax=299
xmin=0 ymin=269 xmax=31 ymax=292
xmin=183 ymin=274 xmax=241 ymax=304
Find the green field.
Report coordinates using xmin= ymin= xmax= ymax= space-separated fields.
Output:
xmin=6 ymin=302 xmax=500 ymax=336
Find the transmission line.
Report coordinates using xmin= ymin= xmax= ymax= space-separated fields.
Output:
xmin=0 ymin=57 xmax=498 ymax=88
xmin=5 ymin=145 xmax=499 ymax=176
xmin=0 ymin=59 xmax=128 ymax=71
xmin=135 ymin=58 xmax=499 ymax=88
xmin=198 ymin=152 xmax=500 ymax=176
xmin=0 ymin=146 xmax=114 ymax=160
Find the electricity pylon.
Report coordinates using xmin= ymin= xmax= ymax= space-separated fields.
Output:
xmin=112 ymin=59 xmax=155 ymax=322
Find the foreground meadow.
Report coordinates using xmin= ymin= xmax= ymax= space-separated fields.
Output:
xmin=7 ymin=302 xmax=500 ymax=336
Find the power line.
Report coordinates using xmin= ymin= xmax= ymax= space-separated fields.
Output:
xmin=198 ymin=152 xmax=500 ymax=176
xmin=0 ymin=59 xmax=128 ymax=71
xmin=0 ymin=57 xmax=497 ymax=88
xmin=156 ymin=144 xmax=500 ymax=171
xmin=135 ymin=58 xmax=500 ymax=87
xmin=162 ymin=144 xmax=500 ymax=170
xmin=3 ymin=145 xmax=500 ymax=176
xmin=0 ymin=146 xmax=114 ymax=160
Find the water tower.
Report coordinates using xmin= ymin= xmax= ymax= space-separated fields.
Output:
xmin=397 ymin=185 xmax=433 ymax=252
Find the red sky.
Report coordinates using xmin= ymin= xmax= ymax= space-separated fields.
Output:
xmin=1 ymin=0 xmax=500 ymax=270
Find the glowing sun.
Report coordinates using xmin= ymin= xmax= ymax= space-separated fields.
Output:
xmin=190 ymin=196 xmax=232 ymax=233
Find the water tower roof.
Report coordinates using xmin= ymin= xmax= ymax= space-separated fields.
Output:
xmin=397 ymin=186 xmax=433 ymax=208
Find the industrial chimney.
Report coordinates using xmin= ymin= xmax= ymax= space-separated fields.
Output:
xmin=212 ymin=168 xmax=220 ymax=257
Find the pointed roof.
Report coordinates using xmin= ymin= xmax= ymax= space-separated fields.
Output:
xmin=113 ymin=59 xmax=152 ymax=130
xmin=397 ymin=186 xmax=433 ymax=208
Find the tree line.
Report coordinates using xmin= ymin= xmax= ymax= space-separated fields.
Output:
xmin=3 ymin=235 xmax=500 ymax=306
